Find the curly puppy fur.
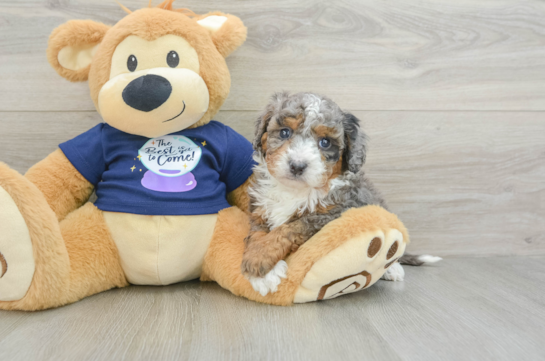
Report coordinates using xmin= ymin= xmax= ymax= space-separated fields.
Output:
xmin=241 ymin=92 xmax=388 ymax=279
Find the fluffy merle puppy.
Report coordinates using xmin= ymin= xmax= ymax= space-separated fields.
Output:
xmin=241 ymin=92 xmax=440 ymax=296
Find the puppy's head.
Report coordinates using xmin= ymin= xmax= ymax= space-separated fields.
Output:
xmin=254 ymin=92 xmax=367 ymax=189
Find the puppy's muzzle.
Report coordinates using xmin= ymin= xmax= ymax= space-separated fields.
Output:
xmin=289 ymin=161 xmax=308 ymax=177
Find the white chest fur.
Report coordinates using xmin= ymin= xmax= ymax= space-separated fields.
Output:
xmin=249 ymin=160 xmax=337 ymax=229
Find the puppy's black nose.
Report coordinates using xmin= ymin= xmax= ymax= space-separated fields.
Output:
xmin=122 ymin=74 xmax=172 ymax=112
xmin=289 ymin=161 xmax=307 ymax=176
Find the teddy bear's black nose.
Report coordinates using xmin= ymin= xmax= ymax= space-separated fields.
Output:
xmin=122 ymin=74 xmax=172 ymax=112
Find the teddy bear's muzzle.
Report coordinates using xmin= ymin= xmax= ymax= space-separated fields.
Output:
xmin=97 ymin=67 xmax=210 ymax=138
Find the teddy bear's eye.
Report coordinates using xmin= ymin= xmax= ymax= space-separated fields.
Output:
xmin=127 ymin=55 xmax=138 ymax=72
xmin=167 ymin=51 xmax=180 ymax=68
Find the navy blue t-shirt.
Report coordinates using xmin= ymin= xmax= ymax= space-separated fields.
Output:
xmin=59 ymin=121 xmax=255 ymax=216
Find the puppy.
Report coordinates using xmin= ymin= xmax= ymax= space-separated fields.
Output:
xmin=241 ymin=92 xmax=440 ymax=296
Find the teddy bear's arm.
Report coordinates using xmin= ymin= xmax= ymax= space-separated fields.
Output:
xmin=25 ymin=149 xmax=94 ymax=221
xmin=226 ymin=174 xmax=253 ymax=214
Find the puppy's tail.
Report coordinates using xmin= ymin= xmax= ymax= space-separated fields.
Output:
xmin=399 ymin=253 xmax=442 ymax=266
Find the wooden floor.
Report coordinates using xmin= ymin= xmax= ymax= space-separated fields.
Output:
xmin=1 ymin=0 xmax=544 ymax=360
xmin=0 ymin=257 xmax=543 ymax=361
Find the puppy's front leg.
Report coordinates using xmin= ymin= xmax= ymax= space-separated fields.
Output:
xmin=241 ymin=228 xmax=293 ymax=278
xmin=241 ymin=217 xmax=312 ymax=277
xmin=241 ymin=227 xmax=294 ymax=296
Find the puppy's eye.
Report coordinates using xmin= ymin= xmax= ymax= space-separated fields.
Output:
xmin=167 ymin=51 xmax=180 ymax=68
xmin=280 ymin=128 xmax=291 ymax=139
xmin=127 ymin=55 xmax=138 ymax=72
xmin=319 ymin=138 xmax=331 ymax=149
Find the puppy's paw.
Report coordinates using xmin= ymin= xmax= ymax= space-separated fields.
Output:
xmin=381 ymin=262 xmax=404 ymax=282
xmin=247 ymin=260 xmax=288 ymax=296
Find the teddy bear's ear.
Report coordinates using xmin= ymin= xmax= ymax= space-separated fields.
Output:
xmin=196 ymin=13 xmax=247 ymax=58
xmin=47 ymin=20 xmax=110 ymax=82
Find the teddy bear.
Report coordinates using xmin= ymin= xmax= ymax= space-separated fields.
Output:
xmin=0 ymin=0 xmax=409 ymax=310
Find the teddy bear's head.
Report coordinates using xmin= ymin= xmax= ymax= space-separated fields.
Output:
xmin=47 ymin=0 xmax=246 ymax=138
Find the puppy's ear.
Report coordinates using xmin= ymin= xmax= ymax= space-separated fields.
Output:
xmin=253 ymin=92 xmax=290 ymax=152
xmin=196 ymin=12 xmax=247 ymax=58
xmin=342 ymin=113 xmax=368 ymax=173
xmin=47 ymin=20 xmax=110 ymax=82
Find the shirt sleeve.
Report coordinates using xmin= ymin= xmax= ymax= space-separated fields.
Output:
xmin=220 ymin=126 xmax=256 ymax=193
xmin=59 ymin=123 xmax=106 ymax=187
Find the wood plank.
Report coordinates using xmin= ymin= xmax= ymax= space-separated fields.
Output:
xmin=0 ymin=110 xmax=543 ymax=256
xmin=0 ymin=282 xmax=202 ymax=361
xmin=0 ymin=257 xmax=544 ymax=360
xmin=0 ymin=111 xmax=101 ymax=174
xmin=188 ymin=257 xmax=545 ymax=361
xmin=189 ymin=283 xmax=401 ymax=361
xmin=1 ymin=0 xmax=545 ymax=111
xmin=364 ymin=256 xmax=545 ymax=361
xmin=359 ymin=110 xmax=545 ymax=257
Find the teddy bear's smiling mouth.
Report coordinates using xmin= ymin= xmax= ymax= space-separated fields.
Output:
xmin=162 ymin=101 xmax=186 ymax=123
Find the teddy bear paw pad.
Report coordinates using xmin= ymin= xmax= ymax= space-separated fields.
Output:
xmin=293 ymin=229 xmax=406 ymax=303
xmin=0 ymin=185 xmax=35 ymax=301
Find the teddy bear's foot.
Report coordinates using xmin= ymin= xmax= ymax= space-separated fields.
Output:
xmin=0 ymin=163 xmax=72 ymax=310
xmin=293 ymin=225 xmax=406 ymax=303
xmin=202 ymin=205 xmax=410 ymax=306
xmin=0 ymin=163 xmax=73 ymax=309
xmin=0 ymin=184 xmax=35 ymax=301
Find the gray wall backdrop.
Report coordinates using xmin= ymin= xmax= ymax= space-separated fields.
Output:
xmin=1 ymin=0 xmax=544 ymax=256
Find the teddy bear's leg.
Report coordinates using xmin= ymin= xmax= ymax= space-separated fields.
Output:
xmin=201 ymin=205 xmax=408 ymax=305
xmin=55 ymin=203 xmax=129 ymax=307
xmin=0 ymin=164 xmax=127 ymax=310
xmin=200 ymin=207 xmax=253 ymax=292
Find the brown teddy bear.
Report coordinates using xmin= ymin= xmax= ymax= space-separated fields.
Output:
xmin=0 ymin=0 xmax=408 ymax=310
